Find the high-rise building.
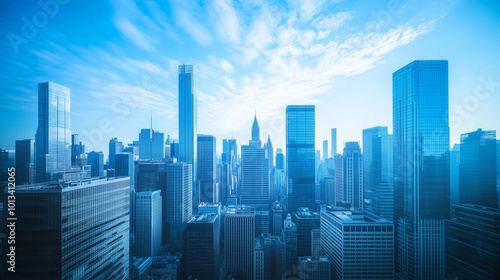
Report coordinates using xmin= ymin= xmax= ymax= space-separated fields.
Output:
xmin=185 ymin=213 xmax=220 ymax=280
xmin=450 ymin=144 xmax=460 ymax=209
xmin=459 ymin=129 xmax=497 ymax=208
xmin=197 ymin=134 xmax=216 ymax=203
xmin=87 ymin=151 xmax=104 ymax=177
xmin=272 ymin=201 xmax=283 ymax=236
xmin=323 ymin=140 xmax=328 ymax=161
xmin=292 ymin=208 xmax=320 ymax=257
xmin=15 ymin=139 xmax=35 ymax=185
xmin=282 ymin=214 xmax=298 ymax=274
xmin=165 ymin=162 xmax=193 ymax=253
xmin=298 ymin=256 xmax=330 ymax=280
xmin=1 ymin=177 xmax=130 ymax=279
xmin=275 ymin=149 xmax=284 ymax=170
xmin=71 ymin=134 xmax=85 ymax=166
xmin=320 ymin=207 xmax=394 ymax=280
xmin=225 ymin=205 xmax=255 ymax=280
xmin=222 ymin=138 xmax=238 ymax=198
xmin=115 ymin=153 xmax=135 ymax=189
xmin=311 ymin=228 xmax=321 ymax=257
xmin=254 ymin=234 xmax=284 ymax=280
xmin=109 ymin=137 xmax=124 ymax=169
xmin=393 ymin=60 xmax=450 ymax=280
xmin=35 ymin=81 xmax=71 ymax=182
xmin=287 ymin=105 xmax=316 ymax=213
xmin=179 ymin=64 xmax=197 ymax=209
xmin=335 ymin=142 xmax=363 ymax=209
xmin=265 ymin=136 xmax=277 ymax=203
xmin=139 ymin=129 xmax=164 ymax=161
xmin=135 ymin=190 xmax=162 ymax=258
xmin=240 ymin=115 xmax=269 ymax=211
xmin=363 ymin=127 xmax=393 ymax=220
xmin=445 ymin=204 xmax=500 ymax=280
xmin=256 ymin=210 xmax=270 ymax=236
xmin=331 ymin=128 xmax=337 ymax=158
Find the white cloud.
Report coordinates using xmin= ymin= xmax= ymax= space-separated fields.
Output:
xmin=113 ymin=18 xmax=155 ymax=51
xmin=312 ymin=11 xmax=352 ymax=29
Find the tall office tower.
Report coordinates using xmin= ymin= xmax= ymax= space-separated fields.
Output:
xmin=275 ymin=148 xmax=284 ymax=170
xmin=393 ymin=60 xmax=450 ymax=280
xmin=1 ymin=178 xmax=130 ymax=279
xmin=115 ymin=153 xmax=135 ymax=189
xmin=320 ymin=207 xmax=394 ymax=280
xmin=135 ymin=161 xmax=167 ymax=192
xmin=222 ymin=138 xmax=238 ymax=197
xmin=335 ymin=142 xmax=363 ymax=209
xmin=35 ymin=81 xmax=71 ymax=182
xmin=282 ymin=214 xmax=298 ymax=274
xmin=179 ymin=64 xmax=197 ymax=208
xmin=265 ymin=136 xmax=277 ymax=202
xmin=240 ymin=115 xmax=269 ymax=210
xmin=311 ymin=228 xmax=321 ymax=257
xmin=136 ymin=190 xmax=162 ymax=258
xmin=254 ymin=234 xmax=284 ymax=280
xmin=197 ymin=134 xmax=217 ymax=203
xmin=450 ymin=144 xmax=460 ymax=209
xmin=331 ymin=128 xmax=337 ymax=158
xmin=272 ymin=201 xmax=283 ymax=236
xmin=225 ymin=205 xmax=256 ymax=280
xmin=287 ymin=105 xmax=316 ymax=213
xmin=323 ymin=140 xmax=328 ymax=161
xmin=87 ymin=151 xmax=104 ymax=177
xmin=315 ymin=150 xmax=321 ymax=184
xmin=459 ymin=129 xmax=497 ymax=208
xmin=256 ymin=210 xmax=270 ymax=236
xmin=71 ymin=134 xmax=86 ymax=166
xmin=108 ymin=137 xmax=124 ymax=169
xmin=319 ymin=176 xmax=335 ymax=206
xmin=139 ymin=129 xmax=165 ymax=161
xmin=217 ymin=162 xmax=230 ymax=204
xmin=166 ymin=162 xmax=193 ymax=253
xmin=292 ymin=208 xmax=320 ymax=257
xmin=298 ymin=257 xmax=330 ymax=280
xmin=445 ymin=204 xmax=500 ymax=280
xmin=0 ymin=149 xmax=15 ymax=183
xmin=185 ymin=213 xmax=220 ymax=280
xmin=363 ymin=127 xmax=394 ymax=220
xmin=124 ymin=141 xmax=140 ymax=161
xmin=15 ymin=139 xmax=35 ymax=184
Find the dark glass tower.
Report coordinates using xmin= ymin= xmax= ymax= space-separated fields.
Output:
xmin=286 ymin=105 xmax=315 ymax=213
xmin=15 ymin=139 xmax=35 ymax=185
xmin=35 ymin=81 xmax=71 ymax=182
xmin=178 ymin=65 xmax=197 ymax=209
xmin=393 ymin=60 xmax=450 ymax=280
xmin=459 ymin=129 xmax=497 ymax=208
xmin=197 ymin=134 xmax=217 ymax=203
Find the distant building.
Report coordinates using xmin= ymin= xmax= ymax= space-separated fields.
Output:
xmin=108 ymin=137 xmax=124 ymax=169
xmin=298 ymin=256 xmax=330 ymax=280
xmin=87 ymin=151 xmax=104 ymax=177
xmin=282 ymin=214 xmax=298 ymax=274
xmin=292 ymin=208 xmax=320 ymax=257
xmin=311 ymin=228 xmax=321 ymax=257
xmin=254 ymin=234 xmax=284 ymax=280
xmin=139 ymin=129 xmax=165 ymax=161
xmin=136 ymin=190 xmax=162 ymax=258
xmin=271 ymin=202 xmax=283 ymax=236
xmin=15 ymin=139 xmax=35 ymax=185
xmin=197 ymin=134 xmax=217 ymax=203
xmin=331 ymin=128 xmax=337 ymax=158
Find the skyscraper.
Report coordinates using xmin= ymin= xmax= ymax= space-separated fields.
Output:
xmin=323 ymin=140 xmax=328 ymax=161
xmin=363 ymin=127 xmax=394 ymax=220
xmin=109 ymin=137 xmax=124 ymax=169
xmin=450 ymin=144 xmax=460 ymax=209
xmin=320 ymin=207 xmax=394 ymax=280
xmin=87 ymin=151 xmax=104 ymax=177
xmin=393 ymin=60 xmax=450 ymax=280
xmin=331 ymin=128 xmax=337 ymax=158
xmin=35 ymin=81 xmax=71 ymax=182
xmin=240 ymin=115 xmax=269 ymax=211
xmin=287 ymin=105 xmax=316 ymax=213
xmin=71 ymin=134 xmax=85 ymax=166
xmin=265 ymin=136 xmax=277 ymax=202
xmin=139 ymin=129 xmax=164 ymax=161
xmin=298 ymin=257 xmax=330 ymax=280
xmin=197 ymin=134 xmax=217 ymax=203
xmin=292 ymin=208 xmax=320 ymax=257
xmin=185 ymin=213 xmax=220 ymax=280
xmin=336 ymin=142 xmax=363 ymax=209
xmin=165 ymin=162 xmax=193 ymax=253
xmin=15 ymin=139 xmax=35 ymax=185
xmin=459 ymin=129 xmax=497 ymax=208
xmin=254 ymin=234 xmax=284 ymax=280
xmin=2 ymin=177 xmax=130 ymax=279
xmin=115 ymin=153 xmax=135 ymax=189
xmin=225 ymin=205 xmax=255 ymax=280
xmin=135 ymin=190 xmax=162 ymax=258
xmin=282 ymin=214 xmax=298 ymax=274
xmin=178 ymin=64 xmax=197 ymax=208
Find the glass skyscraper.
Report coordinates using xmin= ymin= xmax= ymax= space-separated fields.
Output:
xmin=135 ymin=190 xmax=162 ymax=258
xmin=197 ymin=134 xmax=217 ymax=203
xmin=459 ymin=129 xmax=497 ymax=208
xmin=393 ymin=60 xmax=450 ymax=280
xmin=363 ymin=127 xmax=394 ymax=220
xmin=35 ymin=81 xmax=71 ymax=182
xmin=178 ymin=64 xmax=197 ymax=208
xmin=15 ymin=139 xmax=35 ymax=185
xmin=139 ymin=129 xmax=164 ymax=161
xmin=286 ymin=105 xmax=316 ymax=213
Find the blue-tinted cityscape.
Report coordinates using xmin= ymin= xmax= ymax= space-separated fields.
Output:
xmin=1 ymin=1 xmax=500 ymax=280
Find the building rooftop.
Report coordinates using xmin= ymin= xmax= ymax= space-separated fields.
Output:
xmin=324 ymin=207 xmax=391 ymax=223
xmin=188 ymin=213 xmax=218 ymax=223
xmin=12 ymin=177 xmax=130 ymax=193
xmin=130 ymin=257 xmax=153 ymax=269
xmin=226 ymin=205 xmax=256 ymax=215
xmin=295 ymin=207 xmax=319 ymax=218
xmin=298 ymin=256 xmax=330 ymax=263
xmin=198 ymin=202 xmax=221 ymax=208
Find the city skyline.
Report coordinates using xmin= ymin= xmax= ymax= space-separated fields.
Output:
xmin=1 ymin=1 xmax=500 ymax=157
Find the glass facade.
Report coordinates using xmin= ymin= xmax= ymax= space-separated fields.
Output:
xmin=286 ymin=105 xmax=316 ymax=213
xmin=459 ymin=129 xmax=497 ymax=208
xmin=139 ymin=129 xmax=164 ymax=161
xmin=197 ymin=134 xmax=217 ymax=203
xmin=135 ymin=190 xmax=162 ymax=258
xmin=179 ymin=65 xmax=198 ymax=208
xmin=15 ymin=139 xmax=35 ymax=185
xmin=35 ymin=81 xmax=71 ymax=182
xmin=393 ymin=60 xmax=450 ymax=280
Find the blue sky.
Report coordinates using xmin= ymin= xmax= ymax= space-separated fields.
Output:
xmin=1 ymin=0 xmax=500 ymax=158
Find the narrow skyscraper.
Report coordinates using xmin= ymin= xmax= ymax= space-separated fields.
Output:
xmin=393 ymin=60 xmax=450 ymax=280
xmin=331 ymin=128 xmax=337 ymax=158
xmin=197 ymin=134 xmax=217 ymax=203
xmin=15 ymin=139 xmax=35 ymax=185
xmin=35 ymin=81 xmax=71 ymax=182
xmin=286 ymin=105 xmax=316 ymax=213
xmin=135 ymin=190 xmax=162 ymax=258
xmin=323 ymin=140 xmax=328 ymax=161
